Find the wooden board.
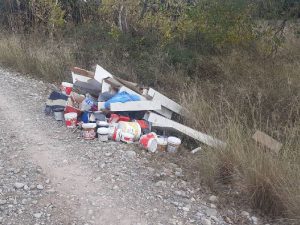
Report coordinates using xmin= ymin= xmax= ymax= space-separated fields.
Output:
xmin=72 ymin=72 xmax=91 ymax=83
xmin=114 ymin=77 xmax=141 ymax=94
xmin=147 ymin=112 xmax=226 ymax=148
xmin=148 ymin=88 xmax=183 ymax=115
xmin=119 ymin=86 xmax=172 ymax=118
xmin=101 ymin=80 xmax=111 ymax=93
xmin=94 ymin=65 xmax=113 ymax=83
xmin=71 ymin=67 xmax=94 ymax=78
xmin=110 ymin=101 xmax=161 ymax=112
xmin=252 ymin=130 xmax=282 ymax=154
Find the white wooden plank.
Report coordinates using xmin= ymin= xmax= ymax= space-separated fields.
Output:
xmin=94 ymin=65 xmax=113 ymax=83
xmin=119 ymin=86 xmax=172 ymax=118
xmin=72 ymin=72 xmax=91 ymax=83
xmin=147 ymin=112 xmax=226 ymax=149
xmin=155 ymin=106 xmax=173 ymax=119
xmin=101 ymin=80 xmax=111 ymax=93
xmin=148 ymin=88 xmax=183 ymax=115
xmin=110 ymin=101 xmax=161 ymax=111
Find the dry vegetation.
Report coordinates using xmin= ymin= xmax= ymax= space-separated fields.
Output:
xmin=0 ymin=0 xmax=299 ymax=222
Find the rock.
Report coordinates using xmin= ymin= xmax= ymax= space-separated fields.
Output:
xmin=155 ymin=181 xmax=167 ymax=187
xmin=182 ymin=206 xmax=190 ymax=212
xmin=175 ymin=171 xmax=183 ymax=177
xmin=105 ymin=152 xmax=112 ymax=157
xmin=36 ymin=184 xmax=44 ymax=190
xmin=0 ymin=199 xmax=6 ymax=205
xmin=201 ymin=218 xmax=211 ymax=225
xmin=23 ymin=185 xmax=29 ymax=191
xmin=210 ymin=216 xmax=218 ymax=223
xmin=224 ymin=216 xmax=233 ymax=224
xmin=251 ymin=216 xmax=258 ymax=224
xmin=33 ymin=212 xmax=42 ymax=218
xmin=210 ymin=203 xmax=216 ymax=208
xmin=125 ymin=151 xmax=136 ymax=159
xmin=241 ymin=211 xmax=250 ymax=217
xmin=206 ymin=208 xmax=217 ymax=217
xmin=208 ymin=195 xmax=218 ymax=202
xmin=14 ymin=182 xmax=25 ymax=189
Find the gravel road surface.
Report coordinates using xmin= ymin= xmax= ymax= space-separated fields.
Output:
xmin=0 ymin=68 xmax=262 ymax=225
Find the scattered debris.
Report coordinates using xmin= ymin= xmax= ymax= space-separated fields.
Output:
xmin=45 ymin=64 xmax=226 ymax=153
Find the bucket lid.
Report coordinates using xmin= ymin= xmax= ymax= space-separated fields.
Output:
xmin=147 ymin=138 xmax=158 ymax=153
xmin=62 ymin=82 xmax=73 ymax=87
xmin=167 ymin=136 xmax=181 ymax=145
xmin=157 ymin=137 xmax=168 ymax=145
xmin=97 ymin=121 xmax=109 ymax=127
xmin=97 ymin=127 xmax=109 ymax=134
xmin=64 ymin=112 xmax=77 ymax=119
xmin=82 ymin=123 xmax=96 ymax=129
xmin=53 ymin=108 xmax=64 ymax=112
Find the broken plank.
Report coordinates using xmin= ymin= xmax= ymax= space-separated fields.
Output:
xmin=71 ymin=67 xmax=94 ymax=78
xmin=119 ymin=86 xmax=172 ymax=119
xmin=101 ymin=79 xmax=111 ymax=93
xmin=155 ymin=106 xmax=173 ymax=119
xmin=252 ymin=130 xmax=282 ymax=154
xmin=110 ymin=101 xmax=161 ymax=112
xmin=72 ymin=72 xmax=91 ymax=83
xmin=147 ymin=112 xmax=226 ymax=148
xmin=148 ymin=88 xmax=183 ymax=115
xmin=94 ymin=65 xmax=113 ymax=83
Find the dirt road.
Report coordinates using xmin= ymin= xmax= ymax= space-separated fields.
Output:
xmin=0 ymin=68 xmax=240 ymax=225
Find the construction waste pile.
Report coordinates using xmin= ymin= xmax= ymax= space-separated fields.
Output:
xmin=45 ymin=65 xmax=226 ymax=153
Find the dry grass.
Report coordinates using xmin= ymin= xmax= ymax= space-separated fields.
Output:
xmin=0 ymin=31 xmax=299 ymax=222
xmin=0 ymin=34 xmax=74 ymax=82
xmin=180 ymin=47 xmax=300 ymax=220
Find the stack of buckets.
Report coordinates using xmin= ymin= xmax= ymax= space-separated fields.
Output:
xmin=55 ymin=81 xmax=183 ymax=152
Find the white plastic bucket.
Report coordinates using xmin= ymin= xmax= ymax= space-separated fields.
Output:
xmin=118 ymin=122 xmax=141 ymax=140
xmin=61 ymin=82 xmax=73 ymax=95
xmin=121 ymin=132 xmax=134 ymax=144
xmin=64 ymin=112 xmax=77 ymax=128
xmin=97 ymin=127 xmax=109 ymax=142
xmin=167 ymin=137 xmax=181 ymax=153
xmin=82 ymin=123 xmax=96 ymax=140
xmin=54 ymin=110 xmax=64 ymax=121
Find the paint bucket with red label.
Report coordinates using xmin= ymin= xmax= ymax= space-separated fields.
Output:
xmin=112 ymin=128 xmax=122 ymax=142
xmin=118 ymin=122 xmax=141 ymax=141
xmin=61 ymin=82 xmax=73 ymax=95
xmin=121 ymin=132 xmax=135 ymax=144
xmin=139 ymin=132 xmax=158 ymax=153
xmin=82 ymin=123 xmax=96 ymax=140
xmin=64 ymin=112 xmax=77 ymax=128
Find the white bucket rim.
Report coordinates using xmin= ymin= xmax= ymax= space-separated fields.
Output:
xmin=62 ymin=82 xmax=73 ymax=87
xmin=64 ymin=112 xmax=77 ymax=119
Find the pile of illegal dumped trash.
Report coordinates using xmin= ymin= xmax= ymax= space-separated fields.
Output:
xmin=45 ymin=65 xmax=226 ymax=153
